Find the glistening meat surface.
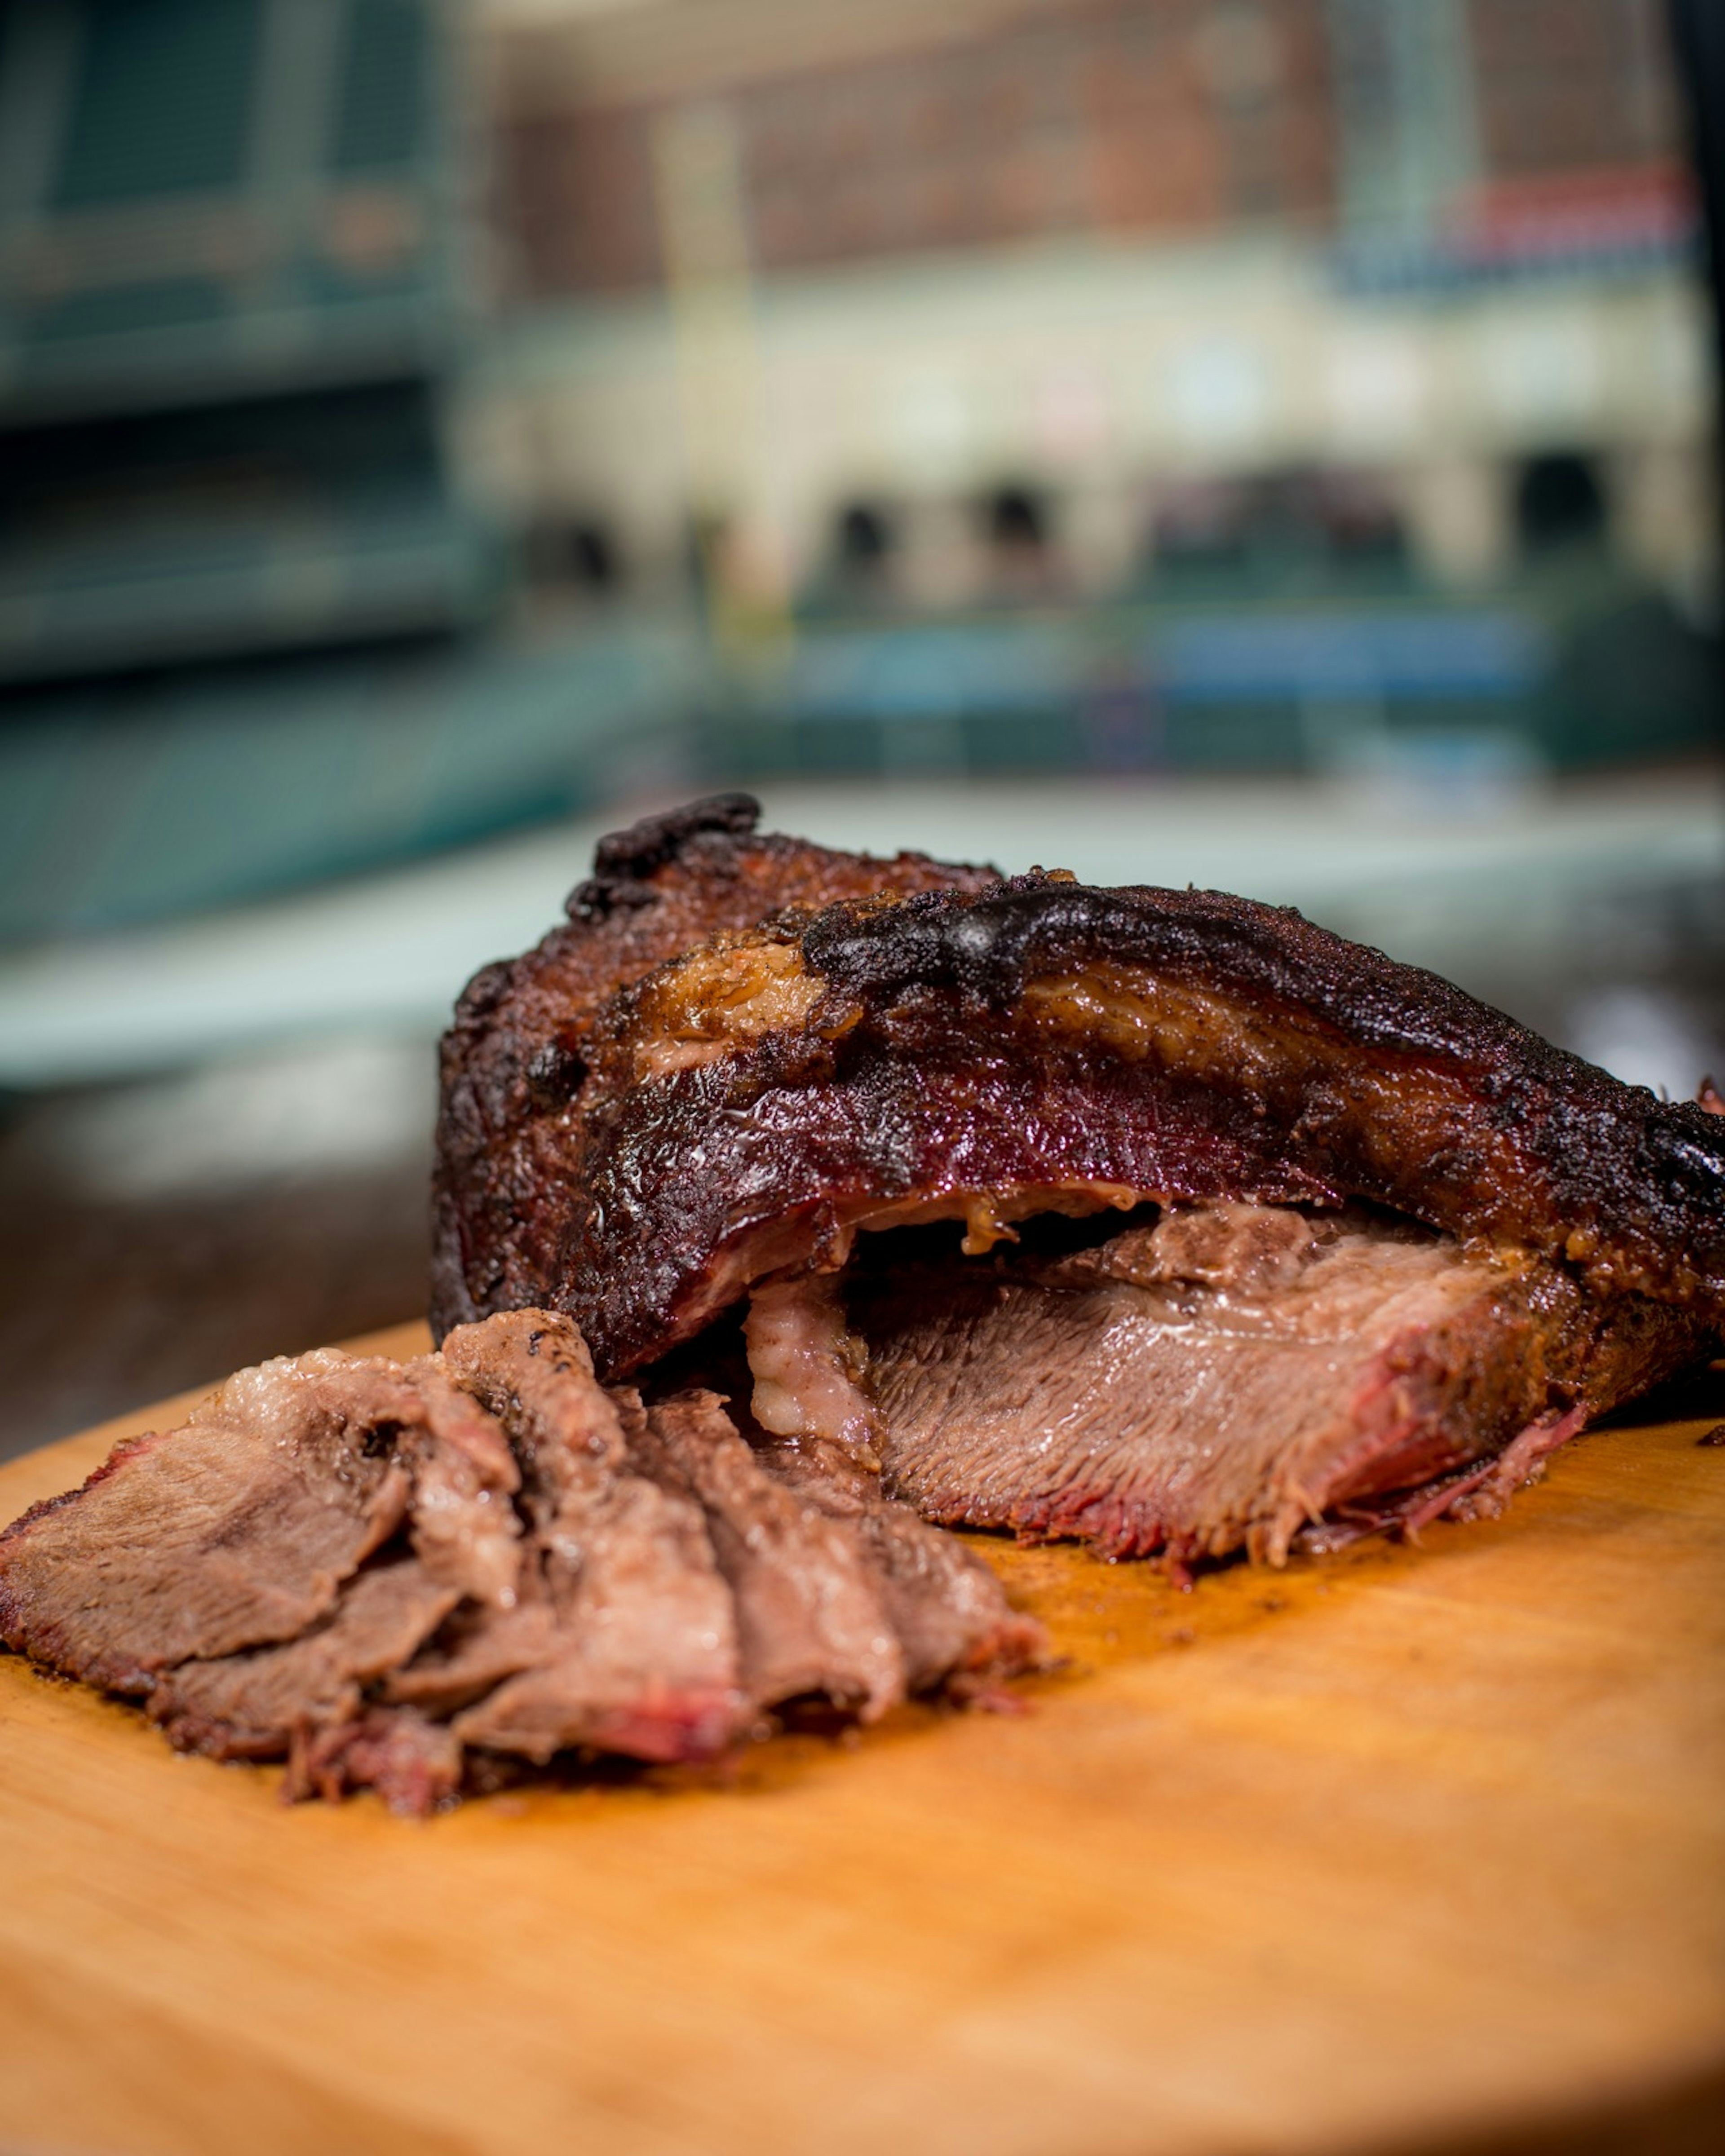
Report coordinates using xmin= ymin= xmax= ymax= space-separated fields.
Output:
xmin=0 ymin=1353 xmax=422 ymax=1692
xmin=148 ymin=1561 xmax=459 ymax=1760
xmin=435 ymin=1320 xmax=746 ymax=1768
xmin=626 ymin=1390 xmax=905 ymax=1719
xmin=845 ymin=1204 xmax=1705 ymax=1564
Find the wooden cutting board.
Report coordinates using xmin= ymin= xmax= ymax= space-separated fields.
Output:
xmin=1 ymin=1324 xmax=1721 ymax=2156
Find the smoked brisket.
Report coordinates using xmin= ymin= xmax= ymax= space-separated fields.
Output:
xmin=0 ymin=1312 xmax=1045 ymax=1811
xmin=427 ymin=795 xmax=1719 ymax=1567
xmin=7 ymin=800 xmax=1719 ymax=1809
xmin=431 ymin=799 xmax=1724 ymax=1385
xmin=432 ymin=795 xmax=997 ymax=1338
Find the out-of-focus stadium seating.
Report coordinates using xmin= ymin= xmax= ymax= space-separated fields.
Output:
xmin=0 ymin=0 xmax=491 ymax=680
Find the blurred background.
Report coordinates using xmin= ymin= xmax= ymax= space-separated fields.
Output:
xmin=0 ymin=0 xmax=1721 ymax=1457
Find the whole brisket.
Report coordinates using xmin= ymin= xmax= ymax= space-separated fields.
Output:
xmin=428 ymin=795 xmax=1720 ymax=1568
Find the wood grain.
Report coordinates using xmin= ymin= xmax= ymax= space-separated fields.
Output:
xmin=1 ymin=1326 xmax=1721 ymax=2156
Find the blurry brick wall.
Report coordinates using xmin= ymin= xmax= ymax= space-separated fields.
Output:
xmin=1468 ymin=0 xmax=1678 ymax=182
xmin=494 ymin=0 xmax=1334 ymax=299
xmin=503 ymin=106 xmax=664 ymax=294
xmin=738 ymin=0 xmax=1334 ymax=268
xmin=493 ymin=0 xmax=1684 ymax=302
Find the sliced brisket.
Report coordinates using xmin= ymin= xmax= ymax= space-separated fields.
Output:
xmin=756 ymin=1436 xmax=1048 ymax=1691
xmin=0 ymin=1353 xmax=421 ymax=1691
xmin=445 ymin=1468 xmax=740 ymax=1766
xmin=286 ymin=1706 xmax=464 ymax=1815
xmin=428 ymin=1312 xmax=748 ymax=1765
xmin=625 ymin=1389 xmax=907 ymax=1719
xmin=397 ymin=1361 xmax=522 ymax=1607
xmin=148 ymin=1559 xmax=458 ymax=1760
xmin=2 ymin=1310 xmax=1044 ymax=1808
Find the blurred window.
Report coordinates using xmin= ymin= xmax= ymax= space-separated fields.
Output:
xmin=53 ymin=0 xmax=261 ymax=207
xmin=1515 ymin=451 xmax=1609 ymax=557
xmin=331 ymin=0 xmax=429 ymax=175
xmin=836 ymin=502 xmax=895 ymax=571
xmin=985 ymin=486 xmax=1049 ymax=551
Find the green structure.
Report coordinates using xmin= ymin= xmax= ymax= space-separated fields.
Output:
xmin=0 ymin=0 xmax=491 ymax=680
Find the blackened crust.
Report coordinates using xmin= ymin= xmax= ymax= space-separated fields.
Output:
xmin=572 ymin=793 xmax=765 ymax=920
xmin=432 ymin=802 xmax=1723 ymax=1378
xmin=550 ymin=876 xmax=1721 ymax=1374
xmin=431 ymin=801 xmax=998 ymax=1337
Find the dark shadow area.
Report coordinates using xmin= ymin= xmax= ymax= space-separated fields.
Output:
xmin=1386 ymin=2064 xmax=1725 ymax=2156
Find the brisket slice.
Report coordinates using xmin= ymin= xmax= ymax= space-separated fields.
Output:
xmin=0 ymin=1353 xmax=422 ymax=1691
xmin=432 ymin=794 xmax=998 ymax=1338
xmin=755 ymin=1437 xmax=1048 ymax=1692
xmin=847 ymin=1203 xmax=1712 ymax=1564
xmin=405 ymin=1313 xmax=1040 ymax=1755
xmin=147 ymin=1560 xmax=458 ymax=1759
xmin=286 ymin=1707 xmax=463 ymax=1816
xmin=396 ymin=1360 xmax=522 ymax=1607
xmin=432 ymin=806 xmax=1724 ymax=1381
xmin=624 ymin=1389 xmax=907 ymax=1719
xmin=443 ymin=1461 xmax=741 ymax=1768
xmin=425 ymin=1312 xmax=748 ymax=1766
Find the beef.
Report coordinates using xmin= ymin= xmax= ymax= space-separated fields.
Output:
xmin=397 ymin=1360 xmax=522 ymax=1607
xmin=432 ymin=795 xmax=997 ymax=1339
xmin=743 ymin=1272 xmax=880 ymax=1461
xmin=431 ymin=801 xmax=1725 ymax=1385
xmin=438 ymin=1320 xmax=745 ymax=1767
xmin=426 ymin=795 xmax=1719 ymax=1586
xmin=380 ymin=1592 xmax=560 ymax=1719
xmin=625 ymin=1389 xmax=906 ymax=1719
xmin=847 ymin=1203 xmax=1713 ymax=1565
xmin=2 ymin=1308 xmax=1043 ymax=1810
xmin=756 ymin=1436 xmax=1048 ymax=1692
xmin=148 ymin=1560 xmax=458 ymax=1760
xmin=423 ymin=1314 xmax=1038 ymax=1747
xmin=0 ymin=1353 xmax=421 ymax=1691
xmin=7 ymin=815 xmax=1713 ymax=1809
xmin=286 ymin=1707 xmax=464 ymax=1815
xmin=382 ymin=1311 xmax=746 ymax=1765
